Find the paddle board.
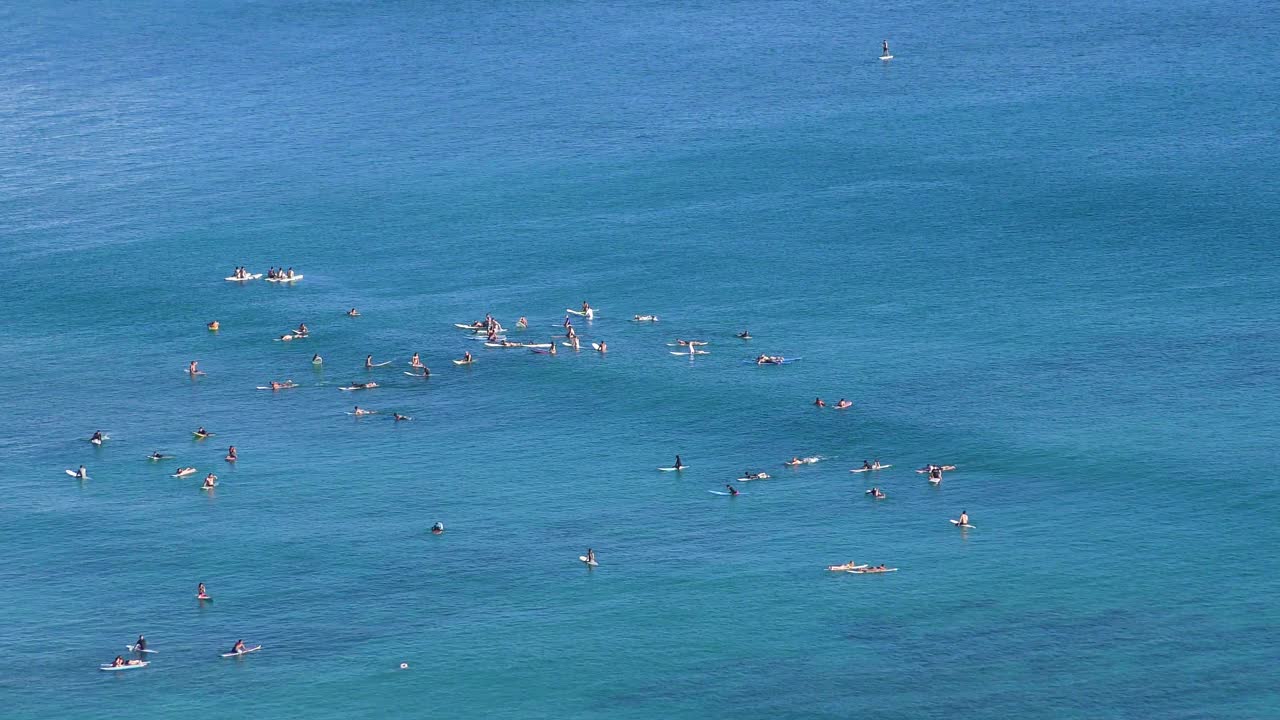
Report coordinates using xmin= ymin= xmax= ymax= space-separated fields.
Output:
xmin=100 ymin=662 xmax=149 ymax=671
xmin=949 ymin=520 xmax=975 ymax=528
xmin=708 ymin=490 xmax=742 ymax=496
xmin=578 ymin=555 xmax=598 ymax=567
xmin=220 ymin=646 xmax=262 ymax=657
xmin=657 ymin=466 xmax=686 ymax=471
xmin=451 ymin=359 xmax=473 ymax=366
xmin=127 ymin=645 xmax=158 ymax=654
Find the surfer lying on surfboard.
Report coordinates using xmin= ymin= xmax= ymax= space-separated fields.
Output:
xmin=755 ymin=354 xmax=785 ymax=365
xmin=834 ymin=399 xmax=852 ymax=410
xmin=197 ymin=583 xmax=210 ymax=600
xmin=108 ymin=656 xmax=146 ymax=668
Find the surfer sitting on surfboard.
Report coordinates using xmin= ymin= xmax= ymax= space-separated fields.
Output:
xmin=225 ymin=446 xmax=237 ymax=461
xmin=868 ymin=487 xmax=885 ymax=499
xmin=431 ymin=522 xmax=444 ymax=534
xmin=202 ymin=474 xmax=217 ymax=488
xmin=347 ymin=308 xmax=360 ymax=317
xmin=959 ymin=511 xmax=969 ymax=526
xmin=726 ymin=484 xmax=739 ymax=496
xmin=197 ymin=583 xmax=210 ymax=599
xmin=91 ymin=430 xmax=104 ymax=444
xmin=586 ymin=548 xmax=595 ymax=564
xmin=834 ymin=399 xmax=852 ymax=409
xmin=134 ymin=635 xmax=147 ymax=652
xmin=814 ymin=398 xmax=825 ymax=407
xmin=188 ymin=361 xmax=201 ymax=375
xmin=230 ymin=640 xmax=247 ymax=655
xmin=674 ymin=455 xmax=684 ymax=470
xmin=110 ymin=656 xmax=145 ymax=668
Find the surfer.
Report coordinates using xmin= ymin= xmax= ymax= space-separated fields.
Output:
xmin=365 ymin=355 xmax=375 ymax=368
xmin=188 ymin=361 xmax=200 ymax=375
xmin=814 ymin=397 xmax=826 ymax=407
xmin=393 ymin=413 xmax=410 ymax=422
xmin=586 ymin=548 xmax=596 ymax=564
xmin=312 ymin=354 xmax=323 ymax=365
xmin=861 ymin=460 xmax=872 ymax=470
xmin=431 ymin=522 xmax=444 ymax=534
xmin=868 ymin=487 xmax=885 ymax=499
xmin=230 ymin=639 xmax=247 ymax=655
xmin=565 ymin=326 xmax=577 ymax=340
xmin=278 ymin=334 xmax=294 ymax=342
xmin=568 ymin=335 xmax=579 ymax=351
xmin=674 ymin=455 xmax=684 ymax=470
xmin=225 ymin=446 xmax=237 ymax=462
xmin=930 ymin=467 xmax=943 ymax=482
xmin=517 ymin=317 xmax=528 ymax=328
xmin=882 ymin=39 xmax=889 ymax=56
xmin=352 ymin=406 xmax=374 ymax=417
xmin=835 ymin=399 xmax=852 ymax=409
xmin=958 ymin=510 xmax=969 ymax=526
xmin=202 ymin=473 xmax=217 ymax=488
xmin=410 ymin=353 xmax=422 ymax=368
xmin=91 ymin=430 xmax=103 ymax=444
xmin=563 ymin=315 xmax=573 ymax=329
xmin=207 ymin=321 xmax=219 ymax=331
xmin=74 ymin=465 xmax=88 ymax=479
xmin=197 ymin=583 xmax=210 ymax=599
xmin=133 ymin=635 xmax=147 ymax=652
xmin=549 ymin=342 xmax=557 ymax=355
xmin=194 ymin=427 xmax=210 ymax=438
xmin=347 ymin=308 xmax=360 ymax=317
xmin=149 ymin=452 xmax=165 ymax=461
xmin=596 ymin=341 xmax=607 ymax=353
xmin=737 ymin=330 xmax=751 ymax=339
xmin=726 ymin=484 xmax=739 ymax=496
xmin=110 ymin=656 xmax=144 ymax=668
xmin=295 ymin=322 xmax=308 ymax=336
xmin=463 ymin=351 xmax=473 ymax=364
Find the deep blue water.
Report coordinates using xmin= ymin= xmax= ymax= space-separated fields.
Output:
xmin=2 ymin=1 xmax=1278 ymax=717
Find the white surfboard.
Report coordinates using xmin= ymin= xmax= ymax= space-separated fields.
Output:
xmin=220 ymin=645 xmax=262 ymax=657
xmin=657 ymin=466 xmax=686 ymax=472
xmin=591 ymin=343 xmax=605 ymax=352
xmin=949 ymin=520 xmax=975 ymax=528
xmin=366 ymin=361 xmax=393 ymax=367
xmin=100 ymin=662 xmax=149 ymax=671
xmin=403 ymin=371 xmax=429 ymax=377
xmin=850 ymin=465 xmax=892 ymax=473
xmin=224 ymin=274 xmax=263 ymax=281
xmin=578 ymin=555 xmax=598 ymax=567
xmin=172 ymin=469 xmax=197 ymax=477
xmin=849 ymin=567 xmax=897 ymax=573
xmin=566 ymin=308 xmax=599 ymax=317
xmin=65 ymin=469 xmax=88 ymax=479
xmin=126 ymin=645 xmax=158 ymax=654
xmin=669 ymin=351 xmax=710 ymax=356
xmin=708 ymin=490 xmax=743 ymax=496
xmin=452 ymin=359 xmax=473 ymax=366
xmin=827 ymin=564 xmax=868 ymax=572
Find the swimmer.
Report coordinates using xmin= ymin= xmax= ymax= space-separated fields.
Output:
xmin=225 ymin=446 xmax=237 ymax=462
xmin=202 ymin=474 xmax=217 ymax=489
xmin=814 ymin=397 xmax=826 ymax=407
xmin=347 ymin=308 xmax=360 ymax=317
xmin=207 ymin=321 xmax=219 ymax=331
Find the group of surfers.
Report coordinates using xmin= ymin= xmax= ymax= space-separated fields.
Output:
xmin=278 ymin=322 xmax=309 ymax=342
xmin=265 ymin=267 xmax=298 ymax=280
xmin=813 ymin=398 xmax=853 ymax=409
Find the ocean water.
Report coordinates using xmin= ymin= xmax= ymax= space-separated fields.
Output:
xmin=1 ymin=0 xmax=1278 ymax=717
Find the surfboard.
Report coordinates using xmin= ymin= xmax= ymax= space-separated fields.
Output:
xmin=453 ymin=323 xmax=487 ymax=330
xmin=344 ymin=411 xmax=377 ymax=416
xmin=100 ymin=662 xmax=149 ymax=671
xmin=560 ymin=342 xmax=578 ymax=349
xmin=468 ymin=335 xmax=504 ymax=341
xmin=256 ymin=385 xmax=297 ymax=390
xmin=949 ymin=520 xmax=975 ymax=528
xmin=916 ymin=466 xmax=957 ymax=473
xmin=742 ymin=357 xmax=802 ymax=365
xmin=147 ymin=455 xmax=173 ymax=460
xmin=929 ymin=477 xmax=942 ymax=484
xmin=657 ymin=466 xmax=686 ymax=471
xmin=708 ymin=490 xmax=742 ymax=496
xmin=65 ymin=469 xmax=87 ymax=479
xmin=220 ymin=645 xmax=262 ymax=657
xmin=848 ymin=568 xmax=897 ymax=573
xmin=669 ymin=351 xmax=709 ymax=356
xmin=578 ymin=555 xmax=598 ymax=567
xmin=827 ymin=564 xmax=868 ymax=572
xmin=172 ymin=469 xmax=197 ymax=477
xmin=452 ymin=359 xmax=473 ymax=366
xmin=186 ymin=370 xmax=207 ymax=375
xmin=523 ymin=343 xmax=552 ymax=349
xmin=879 ymin=55 xmax=893 ymax=61
xmin=90 ymin=437 xmax=103 ymax=446
xmin=224 ymin=274 xmax=263 ymax=281
xmin=196 ymin=594 xmax=212 ymax=600
xmin=566 ymin=309 xmax=599 ymax=317
xmin=366 ymin=361 xmax=393 ymax=367
xmin=126 ymin=645 xmax=158 ymax=653
xmin=850 ymin=464 xmax=891 ymax=473
xmin=192 ymin=432 xmax=213 ymax=438
xmin=266 ymin=275 xmax=303 ymax=282
xmin=403 ymin=371 xmax=429 ymax=377
xmin=737 ymin=474 xmax=769 ymax=482
xmin=591 ymin=343 xmax=605 ymax=352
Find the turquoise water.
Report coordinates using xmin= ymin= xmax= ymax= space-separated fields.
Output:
xmin=2 ymin=0 xmax=1278 ymax=717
